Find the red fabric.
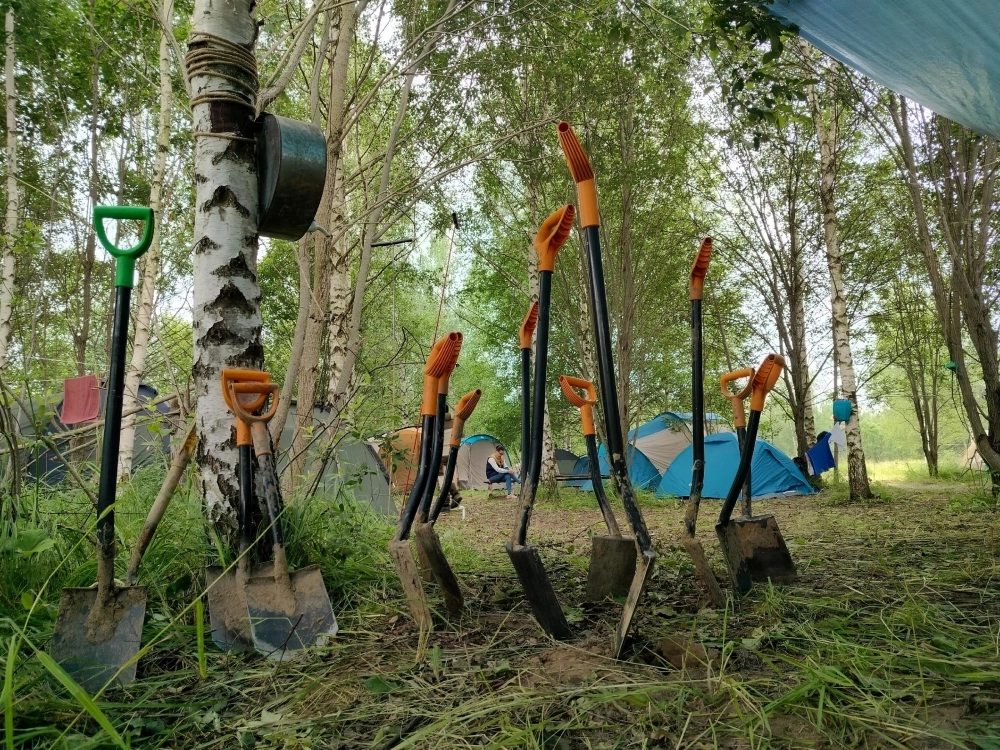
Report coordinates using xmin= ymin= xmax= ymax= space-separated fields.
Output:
xmin=61 ymin=375 xmax=100 ymax=424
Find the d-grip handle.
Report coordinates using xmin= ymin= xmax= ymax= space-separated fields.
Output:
xmin=750 ymin=353 xmax=784 ymax=412
xmin=559 ymin=375 xmax=597 ymax=436
xmin=557 ymin=122 xmax=599 ymax=228
xmin=534 ymin=205 xmax=575 ymax=273
xmin=221 ymin=369 xmax=270 ymax=447
xmin=689 ymin=237 xmax=713 ymax=301
xmin=421 ymin=333 xmax=462 ymax=415
xmin=94 ymin=206 xmax=155 ymax=288
xmin=519 ymin=301 xmax=539 ymax=349
xmin=720 ymin=367 xmax=754 ymax=429
xmin=228 ymin=381 xmax=280 ymax=456
xmin=450 ymin=388 xmax=482 ymax=447
xmin=437 ymin=331 xmax=464 ymax=395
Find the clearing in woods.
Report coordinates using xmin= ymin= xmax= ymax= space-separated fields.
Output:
xmin=6 ymin=476 xmax=1000 ymax=748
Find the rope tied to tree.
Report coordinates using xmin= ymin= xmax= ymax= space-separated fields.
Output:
xmin=184 ymin=32 xmax=258 ymax=144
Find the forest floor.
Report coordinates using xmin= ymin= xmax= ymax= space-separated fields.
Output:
xmin=4 ymin=473 xmax=1000 ymax=748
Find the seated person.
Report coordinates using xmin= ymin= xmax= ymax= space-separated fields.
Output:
xmin=485 ymin=444 xmax=519 ymax=498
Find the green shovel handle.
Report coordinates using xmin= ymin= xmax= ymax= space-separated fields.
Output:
xmin=94 ymin=205 xmax=155 ymax=288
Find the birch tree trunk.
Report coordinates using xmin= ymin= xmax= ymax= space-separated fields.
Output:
xmin=187 ymin=0 xmax=262 ymax=525
xmin=0 ymin=8 xmax=16 ymax=371
xmin=805 ymin=61 xmax=873 ymax=500
xmin=118 ymin=0 xmax=174 ymax=481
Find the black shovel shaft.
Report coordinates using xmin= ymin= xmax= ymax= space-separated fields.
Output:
xmin=396 ymin=414 xmax=434 ymax=541
xmin=96 ymin=285 xmax=132 ymax=591
xmin=528 ymin=272 xmax=552 ymax=490
xmin=520 ymin=346 xmax=530 ymax=485
xmin=736 ymin=425 xmax=752 ymax=515
xmin=587 ymin=433 xmax=620 ymax=537
xmin=429 ymin=446 xmax=459 ymax=522
xmin=418 ymin=393 xmax=448 ymax=519
xmin=257 ymin=453 xmax=284 ymax=548
xmin=720 ymin=410 xmax=761 ymax=525
xmin=691 ymin=298 xmax=705 ymax=495
xmin=239 ymin=444 xmax=254 ymax=555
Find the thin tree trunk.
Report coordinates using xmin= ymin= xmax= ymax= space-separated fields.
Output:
xmin=118 ymin=0 xmax=174 ymax=480
xmin=805 ymin=57 xmax=873 ymax=500
xmin=187 ymin=0 xmax=262 ymax=526
xmin=0 ymin=8 xmax=16 ymax=371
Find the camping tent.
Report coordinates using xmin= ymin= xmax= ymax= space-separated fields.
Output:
xmin=567 ymin=411 xmax=730 ymax=492
xmin=455 ymin=434 xmax=508 ymax=490
xmin=378 ymin=423 xmax=458 ymax=496
xmin=554 ymin=448 xmax=579 ymax=475
xmin=14 ymin=383 xmax=174 ymax=484
xmin=769 ymin=0 xmax=1000 ymax=140
xmin=277 ymin=403 xmax=394 ymax=516
xmin=656 ymin=432 xmax=814 ymax=499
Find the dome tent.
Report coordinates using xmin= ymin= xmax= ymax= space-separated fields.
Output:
xmin=656 ymin=432 xmax=813 ymax=500
xmin=554 ymin=448 xmax=579 ymax=475
xmin=455 ymin=434 xmax=509 ymax=490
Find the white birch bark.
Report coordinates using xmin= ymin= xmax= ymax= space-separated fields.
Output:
xmin=0 ymin=8 xmax=16 ymax=370
xmin=118 ymin=0 xmax=174 ymax=480
xmin=187 ymin=0 xmax=262 ymax=525
xmin=804 ymin=52 xmax=873 ymax=500
xmin=325 ymin=162 xmax=350 ymax=393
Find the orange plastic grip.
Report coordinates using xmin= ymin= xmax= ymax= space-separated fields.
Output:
xmin=557 ymin=122 xmax=599 ymax=228
xmin=450 ymin=388 xmax=482 ymax=447
xmin=534 ymin=204 xmax=575 ymax=273
xmin=421 ymin=333 xmax=461 ymax=415
xmin=227 ymin=381 xmax=279 ymax=455
xmin=559 ymin=375 xmax=597 ymax=436
xmin=689 ymin=237 xmax=713 ymax=301
xmin=436 ymin=331 xmax=463 ymax=395
xmin=221 ymin=369 xmax=270 ymax=446
xmin=750 ymin=353 xmax=785 ymax=411
xmin=720 ymin=368 xmax=753 ymax=428
xmin=519 ymin=301 xmax=539 ymax=349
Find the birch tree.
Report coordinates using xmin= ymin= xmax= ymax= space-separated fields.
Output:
xmin=186 ymin=0 xmax=262 ymax=525
xmin=0 ymin=7 xmax=16 ymax=370
xmin=118 ymin=0 xmax=174 ymax=480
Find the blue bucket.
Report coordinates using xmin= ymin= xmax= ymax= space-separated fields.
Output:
xmin=832 ymin=399 xmax=852 ymax=423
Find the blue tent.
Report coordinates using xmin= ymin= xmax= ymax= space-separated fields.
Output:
xmin=656 ymin=432 xmax=813 ymax=499
xmin=770 ymin=0 xmax=1000 ymax=139
xmin=567 ymin=444 xmax=662 ymax=492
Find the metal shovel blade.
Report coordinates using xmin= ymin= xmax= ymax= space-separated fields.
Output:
xmin=50 ymin=585 xmax=147 ymax=693
xmin=205 ymin=566 xmax=251 ymax=652
xmin=244 ymin=564 xmax=337 ymax=660
xmin=680 ymin=536 xmax=726 ymax=608
xmin=715 ymin=522 xmax=753 ymax=596
xmin=612 ymin=550 xmax=656 ymax=659
xmin=414 ymin=522 xmax=464 ymax=619
xmin=506 ymin=542 xmax=573 ymax=640
xmin=732 ymin=515 xmax=797 ymax=583
xmin=585 ymin=536 xmax=636 ymax=601
xmin=389 ymin=539 xmax=433 ymax=631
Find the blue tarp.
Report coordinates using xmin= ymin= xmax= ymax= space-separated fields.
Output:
xmin=771 ymin=0 xmax=1000 ymax=139
xmin=568 ymin=444 xmax=662 ymax=493
xmin=656 ymin=432 xmax=813 ymax=499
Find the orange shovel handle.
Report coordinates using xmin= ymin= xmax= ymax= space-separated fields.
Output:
xmin=689 ymin=237 xmax=713 ymax=301
xmin=557 ymin=122 xmax=599 ymax=228
xmin=450 ymin=388 xmax=482 ymax=447
xmin=519 ymin=301 xmax=539 ymax=349
xmin=750 ymin=353 xmax=785 ymax=412
xmin=559 ymin=375 xmax=597 ymax=436
xmin=221 ymin=369 xmax=270 ymax=446
xmin=720 ymin=367 xmax=754 ymax=428
xmin=534 ymin=204 xmax=575 ymax=273
xmin=421 ymin=333 xmax=462 ymax=415
xmin=227 ymin=381 xmax=280 ymax=456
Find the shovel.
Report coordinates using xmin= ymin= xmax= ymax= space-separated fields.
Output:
xmin=428 ymin=388 xmax=481 ymax=522
xmin=50 ymin=205 xmax=154 ymax=692
xmin=507 ymin=205 xmax=575 ymax=641
xmin=681 ymin=239 xmax=726 ymax=608
xmin=229 ymin=380 xmax=338 ymax=659
xmin=205 ymin=368 xmax=271 ymax=652
xmin=719 ymin=365 xmax=798 ymax=585
xmin=389 ymin=333 xmax=461 ymax=630
xmin=715 ymin=354 xmax=796 ymax=595
xmin=518 ymin=301 xmax=539 ymax=485
xmin=413 ymin=340 xmax=464 ymax=619
xmin=559 ymin=376 xmax=636 ymax=600
xmin=559 ymin=122 xmax=656 ymax=659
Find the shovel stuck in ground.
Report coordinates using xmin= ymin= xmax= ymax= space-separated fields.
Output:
xmin=507 ymin=205 xmax=576 ymax=642
xmin=518 ymin=301 xmax=538 ymax=486
xmin=205 ymin=368 xmax=272 ymax=652
xmin=719 ymin=364 xmax=798 ymax=586
xmin=559 ymin=376 xmax=636 ymax=600
xmin=559 ymin=122 xmax=657 ymax=658
xmin=413 ymin=345 xmax=465 ymax=620
xmin=389 ymin=333 xmax=461 ymax=631
xmin=716 ymin=354 xmax=796 ymax=595
xmin=681 ymin=238 xmax=727 ymax=608
xmin=50 ymin=206 xmax=154 ymax=692
xmin=229 ymin=381 xmax=338 ymax=659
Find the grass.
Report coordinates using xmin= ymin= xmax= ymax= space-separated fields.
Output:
xmin=2 ymin=466 xmax=1000 ymax=748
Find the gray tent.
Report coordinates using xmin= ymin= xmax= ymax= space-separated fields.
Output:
xmin=276 ymin=403 xmax=395 ymax=516
xmin=555 ymin=448 xmax=579 ymax=475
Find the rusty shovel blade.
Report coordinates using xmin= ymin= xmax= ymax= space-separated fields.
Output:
xmin=506 ymin=542 xmax=573 ymax=641
xmin=50 ymin=585 xmax=147 ymax=693
xmin=205 ymin=566 xmax=251 ymax=653
xmin=585 ymin=536 xmax=636 ymax=601
xmin=716 ymin=522 xmax=753 ymax=596
xmin=732 ymin=515 xmax=797 ymax=583
xmin=680 ymin=536 xmax=727 ymax=608
xmin=244 ymin=564 xmax=337 ymax=661
xmin=389 ymin=539 xmax=433 ymax=631
xmin=612 ymin=550 xmax=656 ymax=659
xmin=414 ymin=522 xmax=464 ymax=620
